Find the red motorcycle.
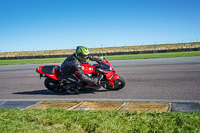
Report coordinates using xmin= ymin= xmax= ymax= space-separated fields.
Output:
xmin=36 ymin=56 xmax=125 ymax=93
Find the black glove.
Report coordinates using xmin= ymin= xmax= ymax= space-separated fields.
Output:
xmin=88 ymin=55 xmax=102 ymax=63
xmin=96 ymin=58 xmax=102 ymax=64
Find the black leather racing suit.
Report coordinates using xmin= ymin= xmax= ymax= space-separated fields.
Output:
xmin=60 ymin=53 xmax=101 ymax=84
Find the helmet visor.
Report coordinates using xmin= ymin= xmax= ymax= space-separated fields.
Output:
xmin=82 ymin=55 xmax=88 ymax=59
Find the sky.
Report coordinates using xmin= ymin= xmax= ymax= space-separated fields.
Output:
xmin=0 ymin=0 xmax=200 ymax=52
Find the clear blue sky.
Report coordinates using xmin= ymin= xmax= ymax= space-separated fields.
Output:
xmin=0 ymin=0 xmax=199 ymax=52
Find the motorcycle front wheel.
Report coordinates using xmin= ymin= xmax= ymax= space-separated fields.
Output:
xmin=104 ymin=76 xmax=125 ymax=91
xmin=44 ymin=78 xmax=65 ymax=93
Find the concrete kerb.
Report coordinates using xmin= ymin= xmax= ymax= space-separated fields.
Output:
xmin=1 ymin=100 xmax=200 ymax=112
xmin=23 ymin=101 xmax=171 ymax=113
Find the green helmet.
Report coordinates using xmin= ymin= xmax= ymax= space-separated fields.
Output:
xmin=75 ymin=46 xmax=90 ymax=62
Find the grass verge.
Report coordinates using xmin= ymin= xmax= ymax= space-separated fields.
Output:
xmin=0 ymin=57 xmax=66 ymax=65
xmin=0 ymin=51 xmax=200 ymax=65
xmin=104 ymin=51 xmax=200 ymax=60
xmin=0 ymin=42 xmax=200 ymax=58
xmin=0 ymin=108 xmax=200 ymax=133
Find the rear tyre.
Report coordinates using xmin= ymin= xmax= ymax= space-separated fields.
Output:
xmin=44 ymin=78 xmax=65 ymax=93
xmin=104 ymin=76 xmax=125 ymax=91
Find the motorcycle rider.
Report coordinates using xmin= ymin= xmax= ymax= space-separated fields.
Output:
xmin=60 ymin=46 xmax=101 ymax=92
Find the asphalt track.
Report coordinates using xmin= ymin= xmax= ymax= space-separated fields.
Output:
xmin=0 ymin=56 xmax=200 ymax=111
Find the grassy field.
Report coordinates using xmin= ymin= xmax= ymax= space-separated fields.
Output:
xmin=0 ymin=51 xmax=200 ymax=65
xmin=0 ymin=42 xmax=200 ymax=58
xmin=0 ymin=108 xmax=199 ymax=133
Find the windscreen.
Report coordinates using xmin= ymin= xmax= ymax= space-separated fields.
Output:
xmin=99 ymin=62 xmax=113 ymax=71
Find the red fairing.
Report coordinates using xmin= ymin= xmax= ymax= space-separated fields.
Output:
xmin=74 ymin=63 xmax=95 ymax=78
xmin=81 ymin=63 xmax=95 ymax=74
xmin=107 ymin=74 xmax=119 ymax=87
xmin=37 ymin=65 xmax=61 ymax=80
xmin=101 ymin=60 xmax=119 ymax=87
xmin=104 ymin=71 xmax=114 ymax=80
xmin=110 ymin=74 xmax=119 ymax=82
xmin=37 ymin=66 xmax=43 ymax=73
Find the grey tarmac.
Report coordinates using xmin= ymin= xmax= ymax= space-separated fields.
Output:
xmin=0 ymin=56 xmax=200 ymax=111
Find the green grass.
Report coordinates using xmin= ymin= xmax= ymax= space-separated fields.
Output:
xmin=105 ymin=51 xmax=200 ymax=60
xmin=0 ymin=108 xmax=200 ymax=133
xmin=0 ymin=57 xmax=66 ymax=65
xmin=0 ymin=51 xmax=200 ymax=65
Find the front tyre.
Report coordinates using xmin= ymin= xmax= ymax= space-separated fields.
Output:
xmin=44 ymin=78 xmax=65 ymax=93
xmin=104 ymin=76 xmax=125 ymax=91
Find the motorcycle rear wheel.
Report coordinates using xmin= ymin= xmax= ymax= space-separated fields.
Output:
xmin=104 ymin=76 xmax=125 ymax=91
xmin=44 ymin=78 xmax=65 ymax=93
